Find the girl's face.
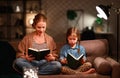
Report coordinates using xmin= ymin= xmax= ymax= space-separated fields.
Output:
xmin=67 ymin=34 xmax=78 ymax=47
xmin=35 ymin=19 xmax=46 ymax=35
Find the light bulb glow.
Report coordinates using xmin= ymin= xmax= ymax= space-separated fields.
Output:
xmin=96 ymin=6 xmax=108 ymax=20
xmin=29 ymin=18 xmax=33 ymax=25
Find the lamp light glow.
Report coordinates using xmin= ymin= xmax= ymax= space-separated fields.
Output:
xmin=96 ymin=6 xmax=108 ymax=20
xmin=29 ymin=18 xmax=33 ymax=25
xmin=96 ymin=5 xmax=111 ymax=20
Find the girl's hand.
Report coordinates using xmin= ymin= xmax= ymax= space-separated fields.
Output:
xmin=45 ymin=53 xmax=56 ymax=62
xmin=80 ymin=58 xmax=86 ymax=64
xmin=60 ymin=58 xmax=68 ymax=64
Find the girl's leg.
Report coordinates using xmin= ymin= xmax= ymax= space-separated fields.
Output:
xmin=61 ymin=66 xmax=81 ymax=74
xmin=77 ymin=62 xmax=96 ymax=74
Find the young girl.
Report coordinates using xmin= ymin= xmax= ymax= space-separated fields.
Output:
xmin=59 ymin=27 xmax=95 ymax=74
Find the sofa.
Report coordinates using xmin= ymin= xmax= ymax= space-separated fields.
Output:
xmin=38 ymin=39 xmax=120 ymax=78
xmin=4 ymin=39 xmax=120 ymax=78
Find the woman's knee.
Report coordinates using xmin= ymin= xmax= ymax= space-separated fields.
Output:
xmin=51 ymin=61 xmax=62 ymax=68
xmin=14 ymin=58 xmax=25 ymax=64
xmin=53 ymin=61 xmax=62 ymax=73
xmin=50 ymin=61 xmax=62 ymax=73
xmin=39 ymin=61 xmax=61 ymax=74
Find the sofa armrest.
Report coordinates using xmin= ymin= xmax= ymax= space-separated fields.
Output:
xmin=93 ymin=57 xmax=112 ymax=75
xmin=106 ymin=57 xmax=120 ymax=78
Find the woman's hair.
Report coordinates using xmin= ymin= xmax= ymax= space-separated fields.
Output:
xmin=32 ymin=13 xmax=47 ymax=28
xmin=66 ymin=27 xmax=80 ymax=43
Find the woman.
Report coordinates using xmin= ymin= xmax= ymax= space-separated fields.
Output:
xmin=13 ymin=13 xmax=61 ymax=75
xmin=59 ymin=27 xmax=95 ymax=74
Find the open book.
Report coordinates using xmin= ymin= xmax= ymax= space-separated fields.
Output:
xmin=28 ymin=48 xmax=50 ymax=61
xmin=67 ymin=53 xmax=84 ymax=69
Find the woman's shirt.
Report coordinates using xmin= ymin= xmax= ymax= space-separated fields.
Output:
xmin=32 ymin=39 xmax=48 ymax=50
xmin=59 ymin=43 xmax=87 ymax=61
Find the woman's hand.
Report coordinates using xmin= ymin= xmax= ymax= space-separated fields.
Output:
xmin=60 ymin=58 xmax=68 ymax=64
xmin=25 ymin=55 xmax=35 ymax=62
xmin=45 ymin=53 xmax=56 ymax=62
xmin=52 ymin=53 xmax=58 ymax=58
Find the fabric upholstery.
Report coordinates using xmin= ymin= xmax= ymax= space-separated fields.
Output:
xmin=80 ymin=39 xmax=108 ymax=64
xmin=94 ymin=57 xmax=112 ymax=75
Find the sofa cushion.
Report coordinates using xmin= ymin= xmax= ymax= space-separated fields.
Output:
xmin=94 ymin=57 xmax=112 ymax=75
xmin=80 ymin=39 xmax=108 ymax=64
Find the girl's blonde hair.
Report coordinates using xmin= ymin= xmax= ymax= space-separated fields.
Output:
xmin=66 ymin=27 xmax=80 ymax=43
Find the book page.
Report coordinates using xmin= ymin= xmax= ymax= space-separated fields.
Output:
xmin=28 ymin=48 xmax=38 ymax=52
xmin=28 ymin=48 xmax=50 ymax=52
xmin=68 ymin=53 xmax=84 ymax=60
xmin=40 ymin=48 xmax=50 ymax=52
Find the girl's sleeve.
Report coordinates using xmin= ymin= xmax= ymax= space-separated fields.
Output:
xmin=81 ymin=46 xmax=87 ymax=61
xmin=59 ymin=46 xmax=67 ymax=60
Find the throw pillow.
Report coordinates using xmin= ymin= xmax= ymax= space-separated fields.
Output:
xmin=94 ymin=57 xmax=112 ymax=75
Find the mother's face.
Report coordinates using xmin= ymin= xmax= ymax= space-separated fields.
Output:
xmin=35 ymin=19 xmax=47 ymax=35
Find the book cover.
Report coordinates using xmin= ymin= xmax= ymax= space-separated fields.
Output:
xmin=66 ymin=53 xmax=84 ymax=69
xmin=28 ymin=48 xmax=50 ymax=61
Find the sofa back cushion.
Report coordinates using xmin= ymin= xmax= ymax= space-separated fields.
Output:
xmin=80 ymin=39 xmax=109 ymax=63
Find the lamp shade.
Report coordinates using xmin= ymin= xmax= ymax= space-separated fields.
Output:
xmin=96 ymin=5 xmax=111 ymax=20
